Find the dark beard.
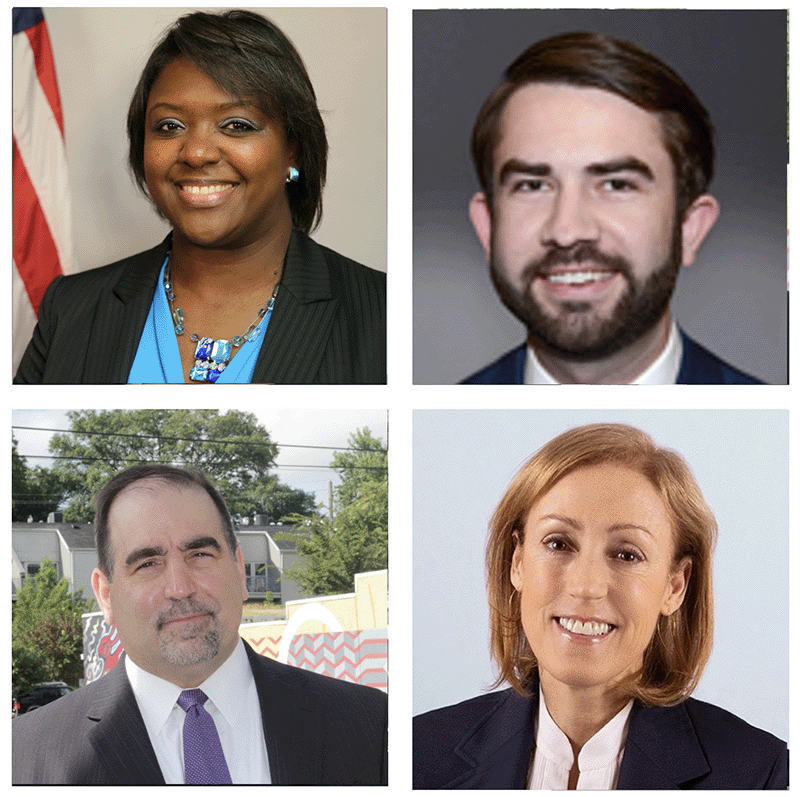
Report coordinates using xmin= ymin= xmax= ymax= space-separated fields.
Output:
xmin=490 ymin=227 xmax=682 ymax=362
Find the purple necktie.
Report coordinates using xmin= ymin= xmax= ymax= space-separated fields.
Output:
xmin=177 ymin=689 xmax=232 ymax=784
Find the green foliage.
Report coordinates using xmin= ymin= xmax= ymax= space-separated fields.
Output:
xmin=285 ymin=428 xmax=388 ymax=595
xmin=12 ymin=558 xmax=95 ymax=690
xmin=12 ymin=437 xmax=67 ymax=522
xmin=11 ymin=642 xmax=48 ymax=699
xmin=45 ymin=409 xmax=315 ymax=522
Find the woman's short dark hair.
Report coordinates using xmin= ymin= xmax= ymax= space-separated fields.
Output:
xmin=127 ymin=9 xmax=327 ymax=234
xmin=471 ymin=32 xmax=714 ymax=217
xmin=94 ymin=464 xmax=237 ymax=579
xmin=486 ymin=423 xmax=717 ymax=707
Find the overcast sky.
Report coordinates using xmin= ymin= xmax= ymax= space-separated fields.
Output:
xmin=11 ymin=408 xmax=388 ymax=510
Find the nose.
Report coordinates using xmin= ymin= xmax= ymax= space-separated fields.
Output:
xmin=179 ymin=126 xmax=221 ymax=168
xmin=565 ymin=550 xmax=608 ymax=601
xmin=540 ymin=183 xmax=600 ymax=249
xmin=163 ymin=558 xmax=195 ymax=599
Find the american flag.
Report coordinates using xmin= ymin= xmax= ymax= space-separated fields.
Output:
xmin=13 ymin=7 xmax=72 ymax=373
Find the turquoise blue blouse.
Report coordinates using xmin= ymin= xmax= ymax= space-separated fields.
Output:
xmin=128 ymin=256 xmax=271 ymax=383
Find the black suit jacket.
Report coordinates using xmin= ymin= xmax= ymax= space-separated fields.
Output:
xmin=461 ymin=330 xmax=763 ymax=384
xmin=413 ymin=687 xmax=788 ymax=789
xmin=15 ymin=230 xmax=386 ymax=384
xmin=13 ymin=645 xmax=388 ymax=785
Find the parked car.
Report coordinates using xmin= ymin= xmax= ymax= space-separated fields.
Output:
xmin=15 ymin=682 xmax=73 ymax=715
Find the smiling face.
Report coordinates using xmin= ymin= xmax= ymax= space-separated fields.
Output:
xmin=470 ymin=83 xmax=718 ymax=360
xmin=510 ymin=463 xmax=690 ymax=697
xmin=92 ymin=479 xmax=248 ymax=687
xmin=143 ymin=56 xmax=295 ymax=250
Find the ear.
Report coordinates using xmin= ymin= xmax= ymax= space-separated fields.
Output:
xmin=92 ymin=567 xmax=114 ymax=626
xmin=235 ymin=546 xmax=249 ymax=602
xmin=661 ymin=556 xmax=692 ymax=616
xmin=469 ymin=192 xmax=493 ymax=263
xmin=680 ymin=194 xmax=720 ymax=266
xmin=510 ymin=533 xmax=525 ymax=592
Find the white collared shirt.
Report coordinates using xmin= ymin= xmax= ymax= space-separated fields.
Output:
xmin=524 ymin=321 xmax=683 ymax=384
xmin=528 ymin=686 xmax=634 ymax=790
xmin=125 ymin=638 xmax=271 ymax=784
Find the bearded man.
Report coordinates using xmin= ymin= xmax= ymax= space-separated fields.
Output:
xmin=462 ymin=31 xmax=763 ymax=384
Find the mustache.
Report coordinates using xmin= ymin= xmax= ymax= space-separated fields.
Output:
xmin=156 ymin=597 xmax=216 ymax=631
xmin=520 ymin=242 xmax=633 ymax=283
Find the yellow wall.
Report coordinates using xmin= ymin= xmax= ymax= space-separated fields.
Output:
xmin=239 ymin=569 xmax=387 ymax=656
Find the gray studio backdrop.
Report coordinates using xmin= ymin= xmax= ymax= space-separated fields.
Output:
xmin=413 ymin=10 xmax=787 ymax=384
xmin=45 ymin=7 xmax=386 ymax=277
xmin=413 ymin=410 xmax=789 ymax=743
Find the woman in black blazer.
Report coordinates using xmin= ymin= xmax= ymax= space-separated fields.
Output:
xmin=15 ymin=10 xmax=385 ymax=385
xmin=414 ymin=424 xmax=788 ymax=789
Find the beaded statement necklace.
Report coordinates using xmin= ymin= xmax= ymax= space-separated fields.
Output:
xmin=163 ymin=253 xmax=279 ymax=383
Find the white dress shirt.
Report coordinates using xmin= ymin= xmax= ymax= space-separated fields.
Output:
xmin=125 ymin=639 xmax=271 ymax=784
xmin=528 ymin=687 xmax=634 ymax=790
xmin=524 ymin=320 xmax=683 ymax=384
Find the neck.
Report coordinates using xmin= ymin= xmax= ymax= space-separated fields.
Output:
xmin=530 ymin=312 xmax=673 ymax=384
xmin=539 ymin=671 xmax=631 ymax=755
xmin=169 ymin=222 xmax=292 ymax=295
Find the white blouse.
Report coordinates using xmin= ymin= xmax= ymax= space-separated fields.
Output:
xmin=528 ymin=687 xmax=634 ymax=790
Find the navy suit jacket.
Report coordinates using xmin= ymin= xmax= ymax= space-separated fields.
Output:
xmin=13 ymin=645 xmax=388 ymax=785
xmin=414 ymin=687 xmax=788 ymax=789
xmin=15 ymin=229 xmax=386 ymax=384
xmin=461 ymin=331 xmax=763 ymax=384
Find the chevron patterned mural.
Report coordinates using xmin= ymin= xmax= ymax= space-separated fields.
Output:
xmin=287 ymin=629 xmax=388 ymax=691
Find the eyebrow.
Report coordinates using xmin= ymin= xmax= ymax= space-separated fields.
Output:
xmin=124 ymin=536 xmax=222 ymax=568
xmin=585 ymin=156 xmax=654 ymax=181
xmin=536 ymin=514 xmax=655 ymax=539
xmin=497 ymin=155 xmax=655 ymax=187
xmin=147 ymin=101 xmax=255 ymax=115
xmin=180 ymin=536 xmax=223 ymax=553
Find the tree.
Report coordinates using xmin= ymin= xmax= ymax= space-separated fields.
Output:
xmin=284 ymin=428 xmax=388 ymax=595
xmin=45 ymin=409 xmax=315 ymax=522
xmin=12 ymin=558 xmax=95 ymax=689
xmin=12 ymin=437 xmax=67 ymax=522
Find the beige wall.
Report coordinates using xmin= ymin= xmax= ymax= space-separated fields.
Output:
xmin=44 ymin=7 xmax=386 ymax=275
xmin=240 ymin=568 xmax=387 ymax=651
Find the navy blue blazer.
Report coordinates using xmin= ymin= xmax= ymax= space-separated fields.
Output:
xmin=461 ymin=331 xmax=763 ymax=384
xmin=414 ymin=687 xmax=788 ymax=789
xmin=13 ymin=645 xmax=388 ymax=785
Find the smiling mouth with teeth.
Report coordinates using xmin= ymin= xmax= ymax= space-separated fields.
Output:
xmin=544 ymin=271 xmax=615 ymax=286
xmin=179 ymin=183 xmax=234 ymax=195
xmin=558 ymin=617 xmax=615 ymax=636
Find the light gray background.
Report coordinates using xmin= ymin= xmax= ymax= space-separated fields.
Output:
xmin=45 ymin=7 xmax=386 ymax=275
xmin=413 ymin=410 xmax=789 ymax=743
xmin=413 ymin=10 xmax=787 ymax=384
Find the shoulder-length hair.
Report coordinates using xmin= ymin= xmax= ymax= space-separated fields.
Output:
xmin=471 ymin=32 xmax=714 ymax=218
xmin=486 ymin=423 xmax=716 ymax=706
xmin=127 ymin=9 xmax=327 ymax=234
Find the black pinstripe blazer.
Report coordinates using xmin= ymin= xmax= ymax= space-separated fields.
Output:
xmin=14 ymin=230 xmax=386 ymax=384
xmin=12 ymin=645 xmax=388 ymax=785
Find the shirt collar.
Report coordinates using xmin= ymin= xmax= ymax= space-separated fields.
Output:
xmin=525 ymin=320 xmax=682 ymax=384
xmin=536 ymin=685 xmax=634 ymax=772
xmin=125 ymin=638 xmax=252 ymax=734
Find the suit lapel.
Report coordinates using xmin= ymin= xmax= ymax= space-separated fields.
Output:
xmin=617 ymin=701 xmax=710 ymax=789
xmin=85 ymin=660 xmax=165 ymax=785
xmin=253 ymin=230 xmax=338 ymax=383
xmin=445 ymin=689 xmax=536 ymax=789
xmin=83 ymin=237 xmax=170 ymax=383
xmin=245 ymin=644 xmax=324 ymax=785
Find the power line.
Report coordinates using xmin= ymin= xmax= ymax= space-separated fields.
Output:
xmin=16 ymin=453 xmax=386 ymax=472
xmin=12 ymin=425 xmax=387 ymax=453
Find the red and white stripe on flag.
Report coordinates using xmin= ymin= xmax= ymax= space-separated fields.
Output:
xmin=13 ymin=7 xmax=72 ymax=374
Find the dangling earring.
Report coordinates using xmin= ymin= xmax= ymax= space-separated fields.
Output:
xmin=286 ymin=166 xmax=300 ymax=183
